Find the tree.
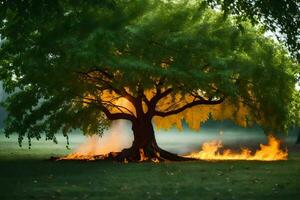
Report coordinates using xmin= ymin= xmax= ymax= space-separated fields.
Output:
xmin=0 ymin=0 xmax=298 ymax=161
xmin=205 ymin=0 xmax=300 ymax=61
xmin=296 ymin=130 xmax=300 ymax=144
xmin=0 ymin=108 xmax=6 ymax=128
xmin=289 ymin=90 xmax=300 ymax=144
xmin=0 ymin=83 xmax=7 ymax=128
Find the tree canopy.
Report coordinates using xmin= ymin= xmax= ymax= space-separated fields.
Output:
xmin=0 ymin=0 xmax=298 ymax=147
xmin=205 ymin=0 xmax=300 ymax=61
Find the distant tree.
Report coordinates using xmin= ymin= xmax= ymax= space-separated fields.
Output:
xmin=205 ymin=0 xmax=300 ymax=61
xmin=0 ymin=82 xmax=7 ymax=128
xmin=296 ymin=130 xmax=300 ymax=144
xmin=0 ymin=108 xmax=6 ymax=128
xmin=289 ymin=90 xmax=300 ymax=144
xmin=0 ymin=0 xmax=298 ymax=161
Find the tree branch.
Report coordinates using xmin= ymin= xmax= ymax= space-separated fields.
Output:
xmin=75 ymin=95 xmax=136 ymax=121
xmin=149 ymin=88 xmax=173 ymax=106
xmin=76 ymin=69 xmax=136 ymax=104
xmin=154 ymin=98 xmax=224 ymax=117
xmin=100 ymin=104 xmax=135 ymax=121
xmin=102 ymin=100 xmax=136 ymax=117
xmin=147 ymin=88 xmax=173 ymax=116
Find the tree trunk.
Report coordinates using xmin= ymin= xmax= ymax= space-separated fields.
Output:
xmin=131 ymin=118 xmax=159 ymax=157
xmin=112 ymin=117 xmax=194 ymax=162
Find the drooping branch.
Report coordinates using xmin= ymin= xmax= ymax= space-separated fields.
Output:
xmin=100 ymin=104 xmax=136 ymax=121
xmin=154 ymin=97 xmax=224 ymax=117
xmin=76 ymin=69 xmax=136 ymax=104
xmin=101 ymin=100 xmax=136 ymax=116
xmin=76 ymin=94 xmax=136 ymax=121
xmin=76 ymin=68 xmax=138 ymax=117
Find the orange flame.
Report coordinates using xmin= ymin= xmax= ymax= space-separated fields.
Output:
xmin=59 ymin=97 xmax=133 ymax=161
xmin=59 ymin=135 xmax=106 ymax=161
xmin=185 ymin=135 xmax=288 ymax=161
xmin=59 ymin=120 xmax=132 ymax=160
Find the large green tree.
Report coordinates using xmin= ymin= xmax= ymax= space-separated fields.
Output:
xmin=0 ymin=0 xmax=298 ymax=161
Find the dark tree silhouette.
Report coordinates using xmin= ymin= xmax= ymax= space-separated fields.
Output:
xmin=296 ymin=129 xmax=300 ymax=144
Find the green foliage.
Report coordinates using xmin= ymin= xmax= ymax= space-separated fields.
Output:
xmin=287 ymin=90 xmax=300 ymax=129
xmin=206 ymin=0 xmax=300 ymax=61
xmin=0 ymin=0 xmax=298 ymax=145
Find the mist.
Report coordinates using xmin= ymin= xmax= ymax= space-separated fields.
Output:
xmin=59 ymin=119 xmax=299 ymax=156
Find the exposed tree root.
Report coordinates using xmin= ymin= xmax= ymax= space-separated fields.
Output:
xmin=104 ymin=147 xmax=196 ymax=162
xmin=53 ymin=147 xmax=196 ymax=162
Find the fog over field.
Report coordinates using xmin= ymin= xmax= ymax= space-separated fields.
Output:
xmin=0 ymin=119 xmax=298 ymax=157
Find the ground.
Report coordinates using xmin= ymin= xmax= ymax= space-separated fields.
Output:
xmin=0 ymin=132 xmax=300 ymax=200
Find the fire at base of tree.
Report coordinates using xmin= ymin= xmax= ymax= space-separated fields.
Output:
xmin=59 ymin=133 xmax=287 ymax=162
xmin=185 ymin=135 xmax=287 ymax=161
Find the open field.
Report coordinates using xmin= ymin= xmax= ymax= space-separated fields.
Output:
xmin=0 ymin=129 xmax=300 ymax=200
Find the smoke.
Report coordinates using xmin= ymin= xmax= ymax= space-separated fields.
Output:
xmin=71 ymin=120 xmax=133 ymax=156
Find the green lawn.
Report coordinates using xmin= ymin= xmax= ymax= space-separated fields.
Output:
xmin=0 ymin=137 xmax=300 ymax=200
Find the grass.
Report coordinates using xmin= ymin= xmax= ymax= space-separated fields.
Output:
xmin=0 ymin=135 xmax=300 ymax=200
